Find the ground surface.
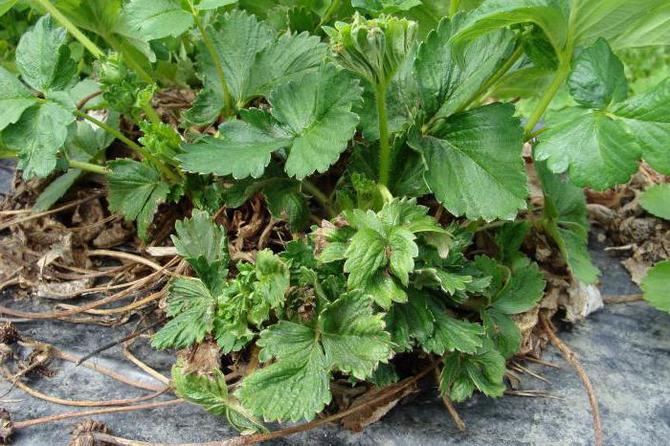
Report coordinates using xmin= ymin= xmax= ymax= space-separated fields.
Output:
xmin=2 ymin=160 xmax=669 ymax=445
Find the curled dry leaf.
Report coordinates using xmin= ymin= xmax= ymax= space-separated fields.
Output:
xmin=68 ymin=419 xmax=111 ymax=446
xmin=341 ymin=380 xmax=419 ymax=433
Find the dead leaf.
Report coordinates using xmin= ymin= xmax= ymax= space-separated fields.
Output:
xmin=341 ymin=380 xmax=418 ymax=432
xmin=560 ymin=281 xmax=603 ymax=322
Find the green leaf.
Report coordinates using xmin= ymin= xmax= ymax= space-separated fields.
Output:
xmin=642 ymin=261 xmax=670 ymax=313
xmin=196 ymin=0 xmax=238 ymax=11
xmin=387 ymin=226 xmax=418 ymax=286
xmin=319 ymin=293 xmax=393 ymax=379
xmin=0 ymin=66 xmax=37 ymax=132
xmin=408 ymin=103 xmax=527 ymax=221
xmin=450 ymin=0 xmax=568 ymax=55
xmin=15 ymin=15 xmax=77 ymax=93
xmin=608 ymin=2 xmax=670 ymax=49
xmin=573 ymin=0 xmax=670 ymax=48
xmin=179 ymin=120 xmax=290 ymax=179
xmin=172 ymin=210 xmax=229 ymax=290
xmin=482 ymin=308 xmax=521 ymax=359
xmin=124 ymin=0 xmax=193 ymax=40
xmin=239 ymin=293 xmax=391 ymax=421
xmin=172 ymin=364 xmax=265 ymax=434
xmin=262 ymin=179 xmax=310 ymax=230
xmin=4 ymin=97 xmax=75 ymax=179
xmin=202 ymin=10 xmax=274 ymax=104
xmin=253 ymin=249 xmax=290 ymax=309
xmin=352 ymin=0 xmax=422 ymax=15
xmin=610 ymin=79 xmax=670 ymax=176
xmin=107 ymin=159 xmax=170 ymax=241
xmin=0 ymin=0 xmax=17 ymax=17
xmin=344 ymin=227 xmax=388 ymax=288
xmin=238 ymin=321 xmax=330 ymax=422
xmin=364 ymin=272 xmax=407 ymax=309
xmin=32 ymin=170 xmax=82 ymax=212
xmin=414 ymin=15 xmax=514 ymax=119
xmin=568 ymin=38 xmax=627 ymax=109
xmin=440 ymin=339 xmax=506 ymax=402
xmin=535 ymin=108 xmax=641 ymax=190
xmin=272 ymin=64 xmax=361 ymax=179
xmin=180 ymin=65 xmax=361 ymax=180
xmin=639 ymin=184 xmax=670 ymax=220
xmin=386 ymin=290 xmax=434 ymax=352
xmin=536 ymin=160 xmax=599 ymax=284
xmin=152 ymin=278 xmax=216 ymax=349
xmin=491 ymin=260 xmax=545 ymax=314
xmin=423 ymin=299 xmax=484 ymax=355
xmin=245 ymin=32 xmax=328 ymax=100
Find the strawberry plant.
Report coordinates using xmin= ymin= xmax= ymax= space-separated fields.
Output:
xmin=0 ymin=0 xmax=669 ymax=438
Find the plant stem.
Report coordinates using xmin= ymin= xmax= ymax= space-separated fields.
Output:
xmin=461 ymin=43 xmax=524 ymax=112
xmin=73 ymin=111 xmax=181 ymax=183
xmin=74 ymin=111 xmax=144 ymax=154
xmin=190 ymin=4 xmax=234 ymax=116
xmin=523 ymin=57 xmax=570 ymax=138
xmin=33 ymin=0 xmax=104 ymax=59
xmin=142 ymin=101 xmax=162 ymax=126
xmin=318 ymin=0 xmax=341 ymax=28
xmin=302 ymin=180 xmax=336 ymax=218
xmin=375 ymin=82 xmax=391 ymax=187
xmin=68 ymin=159 xmax=109 ymax=174
xmin=449 ymin=0 xmax=461 ymax=17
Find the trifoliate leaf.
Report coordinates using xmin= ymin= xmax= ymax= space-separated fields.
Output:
xmin=642 ymin=261 xmax=670 ymax=313
xmin=414 ymin=15 xmax=514 ymax=119
xmin=408 ymin=103 xmax=527 ymax=221
xmin=172 ymin=210 xmax=228 ymax=291
xmin=124 ymin=0 xmax=193 ymax=40
xmin=253 ymin=249 xmax=290 ymax=309
xmin=491 ymin=259 xmax=545 ymax=314
xmin=15 ymin=15 xmax=77 ymax=93
xmin=180 ymin=64 xmax=361 ymax=180
xmin=172 ymin=364 xmax=266 ymax=434
xmin=423 ymin=298 xmax=484 ymax=356
xmin=238 ymin=321 xmax=330 ymax=422
xmin=481 ymin=308 xmax=521 ymax=359
xmin=610 ymin=79 xmax=670 ymax=176
xmin=536 ymin=160 xmax=599 ymax=284
xmin=107 ymin=159 xmax=170 ymax=241
xmin=568 ymin=38 xmax=627 ymax=109
xmin=639 ymin=184 xmax=670 ymax=220
xmin=4 ymin=96 xmax=75 ymax=179
xmin=239 ymin=293 xmax=391 ymax=421
xmin=440 ymin=339 xmax=507 ymax=402
xmin=319 ymin=293 xmax=393 ymax=379
xmin=152 ymin=278 xmax=216 ymax=349
xmin=0 ymin=67 xmax=37 ymax=132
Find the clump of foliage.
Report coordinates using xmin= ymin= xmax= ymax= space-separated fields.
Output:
xmin=1 ymin=0 xmax=669 ymax=432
